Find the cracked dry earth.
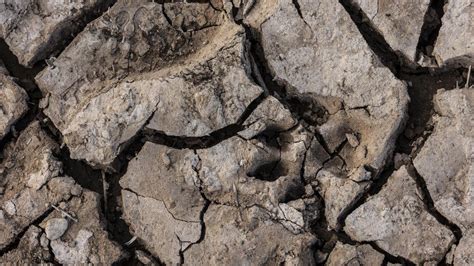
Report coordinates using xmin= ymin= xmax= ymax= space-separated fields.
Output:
xmin=0 ymin=0 xmax=473 ymax=265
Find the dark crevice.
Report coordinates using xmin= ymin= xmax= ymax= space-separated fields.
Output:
xmin=161 ymin=3 xmax=174 ymax=28
xmin=143 ymin=92 xmax=266 ymax=150
xmin=178 ymin=152 xmax=211 ymax=264
xmin=338 ymin=0 xmax=408 ymax=76
xmin=299 ymin=135 xmax=315 ymax=186
xmin=37 ymin=114 xmax=151 ymax=265
xmin=0 ymin=39 xmax=45 ymax=161
xmin=104 ymin=138 xmax=151 ymax=264
xmin=27 ymin=0 xmax=118 ymax=67
xmin=311 ymin=190 xmax=414 ymax=265
xmin=45 ymin=233 xmax=61 ymax=265
xmin=242 ymin=26 xmax=328 ymax=131
xmin=395 ymin=69 xmax=465 ymax=156
xmin=247 ymin=160 xmax=283 ymax=181
xmin=36 ymin=105 xmax=160 ymax=265
xmin=36 ymin=114 xmax=104 ymax=194
xmin=338 ymin=0 xmax=471 ymax=80
xmin=406 ymin=163 xmax=462 ymax=243
xmin=415 ymin=0 xmax=447 ymax=62
xmin=292 ymin=0 xmax=304 ymax=21
xmin=335 ymin=162 xmax=394 ymax=231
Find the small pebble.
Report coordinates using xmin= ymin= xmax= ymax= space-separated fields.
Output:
xmin=4 ymin=201 xmax=16 ymax=216
xmin=71 ymin=184 xmax=83 ymax=196
xmin=346 ymin=133 xmax=359 ymax=147
xmin=45 ymin=218 xmax=68 ymax=240
xmin=59 ymin=202 xmax=67 ymax=209
xmin=40 ymin=233 xmax=49 ymax=249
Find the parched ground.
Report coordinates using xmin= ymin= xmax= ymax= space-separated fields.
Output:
xmin=0 ymin=0 xmax=472 ymax=265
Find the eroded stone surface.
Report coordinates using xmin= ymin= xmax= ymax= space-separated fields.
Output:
xmin=453 ymin=229 xmax=474 ymax=265
xmin=183 ymin=204 xmax=317 ymax=265
xmin=35 ymin=0 xmax=266 ymax=166
xmin=433 ymin=0 xmax=474 ymax=67
xmin=121 ymin=124 xmax=321 ymax=264
xmin=345 ymin=166 xmax=454 ymax=264
xmin=0 ymin=0 xmax=111 ymax=66
xmin=238 ymin=96 xmax=297 ymax=139
xmin=0 ymin=70 xmax=28 ymax=140
xmin=120 ymin=142 xmax=205 ymax=265
xmin=0 ymin=122 xmax=77 ymax=249
xmin=245 ymin=0 xmax=408 ymax=229
xmin=356 ymin=0 xmax=430 ymax=61
xmin=2 ymin=0 xmax=470 ymax=264
xmin=326 ymin=242 xmax=384 ymax=266
xmin=414 ymin=88 xmax=474 ymax=232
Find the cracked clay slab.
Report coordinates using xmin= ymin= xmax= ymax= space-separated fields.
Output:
xmin=355 ymin=0 xmax=431 ymax=61
xmin=245 ymin=0 xmax=408 ymax=230
xmin=0 ymin=65 xmax=28 ymax=140
xmin=414 ymin=88 xmax=474 ymax=233
xmin=0 ymin=122 xmax=80 ymax=250
xmin=344 ymin=166 xmax=454 ymax=264
xmin=0 ymin=0 xmax=113 ymax=67
xmin=35 ymin=0 xmax=266 ymax=166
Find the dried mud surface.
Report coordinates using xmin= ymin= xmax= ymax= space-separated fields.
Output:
xmin=0 ymin=0 xmax=473 ymax=265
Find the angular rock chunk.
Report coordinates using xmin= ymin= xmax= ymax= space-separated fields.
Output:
xmin=144 ymin=31 xmax=263 ymax=137
xmin=345 ymin=166 xmax=454 ymax=264
xmin=0 ymin=70 xmax=28 ymax=140
xmin=0 ymin=122 xmax=78 ymax=249
xmin=257 ymin=0 xmax=408 ymax=172
xmin=121 ymin=125 xmax=321 ymax=263
xmin=314 ymin=168 xmax=370 ymax=229
xmin=326 ymin=242 xmax=384 ymax=266
xmin=36 ymin=0 xmax=264 ymax=166
xmin=433 ymin=0 xmax=474 ymax=67
xmin=453 ymin=229 xmax=474 ymax=266
xmin=122 ymin=190 xmax=202 ymax=265
xmin=183 ymin=204 xmax=317 ymax=265
xmin=42 ymin=191 xmax=125 ymax=264
xmin=414 ymin=88 xmax=474 ymax=232
xmin=196 ymin=128 xmax=310 ymax=210
xmin=0 ymin=0 xmax=112 ymax=66
xmin=44 ymin=217 xmax=68 ymax=241
xmin=120 ymin=142 xmax=204 ymax=221
xmin=238 ymin=96 xmax=297 ymax=139
xmin=246 ymin=0 xmax=408 ymax=229
xmin=120 ymin=142 xmax=205 ymax=265
xmin=0 ymin=225 xmax=52 ymax=264
xmin=355 ymin=0 xmax=430 ymax=61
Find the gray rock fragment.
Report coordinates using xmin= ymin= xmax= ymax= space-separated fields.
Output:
xmin=46 ymin=191 xmax=125 ymax=264
xmin=355 ymin=0 xmax=431 ymax=61
xmin=433 ymin=0 xmax=474 ymax=67
xmin=345 ymin=166 xmax=454 ymax=264
xmin=121 ymin=126 xmax=320 ymax=264
xmin=0 ymin=0 xmax=112 ymax=66
xmin=453 ymin=229 xmax=474 ymax=265
xmin=120 ymin=142 xmax=205 ymax=265
xmin=0 ymin=122 xmax=76 ymax=249
xmin=238 ymin=96 xmax=297 ymax=140
xmin=245 ymin=0 xmax=408 ymax=229
xmin=35 ymin=0 xmax=266 ymax=166
xmin=414 ymin=88 xmax=474 ymax=232
xmin=0 ymin=70 xmax=28 ymax=140
xmin=183 ymin=204 xmax=317 ymax=265
xmin=122 ymin=190 xmax=202 ymax=265
xmin=44 ymin=218 xmax=68 ymax=240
